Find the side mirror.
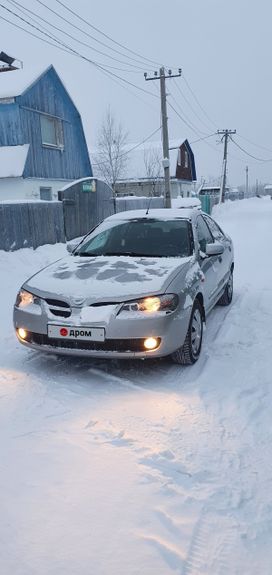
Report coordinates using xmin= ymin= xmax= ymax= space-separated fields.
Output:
xmin=205 ymin=242 xmax=224 ymax=256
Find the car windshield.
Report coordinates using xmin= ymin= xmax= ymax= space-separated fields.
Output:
xmin=75 ymin=218 xmax=192 ymax=258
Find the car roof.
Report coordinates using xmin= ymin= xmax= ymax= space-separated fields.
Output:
xmin=105 ymin=208 xmax=198 ymax=222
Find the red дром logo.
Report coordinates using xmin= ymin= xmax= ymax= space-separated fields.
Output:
xmin=60 ymin=328 xmax=68 ymax=337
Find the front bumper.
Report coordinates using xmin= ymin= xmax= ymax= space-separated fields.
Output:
xmin=14 ymin=301 xmax=191 ymax=359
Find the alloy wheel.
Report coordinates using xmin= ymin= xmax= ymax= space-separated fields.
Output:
xmin=191 ymin=308 xmax=202 ymax=356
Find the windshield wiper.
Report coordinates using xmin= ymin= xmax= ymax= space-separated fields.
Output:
xmin=74 ymin=251 xmax=98 ymax=257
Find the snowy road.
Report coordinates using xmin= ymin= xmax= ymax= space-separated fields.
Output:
xmin=1 ymin=198 xmax=272 ymax=574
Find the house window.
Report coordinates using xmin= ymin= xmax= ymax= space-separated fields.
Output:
xmin=40 ymin=187 xmax=52 ymax=201
xmin=184 ymin=150 xmax=189 ymax=168
xmin=178 ymin=149 xmax=182 ymax=166
xmin=40 ymin=115 xmax=64 ymax=148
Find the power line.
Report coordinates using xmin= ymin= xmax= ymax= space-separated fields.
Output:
xmin=32 ymin=0 xmax=159 ymax=70
xmin=0 ymin=3 xmax=160 ymax=99
xmin=172 ymin=78 xmax=213 ymax=133
xmin=0 ymin=12 xmax=80 ymax=54
xmin=168 ymin=100 xmax=223 ymax=157
xmin=0 ymin=13 xmax=159 ymax=122
xmin=92 ymin=126 xmax=162 ymax=167
xmin=230 ymin=137 xmax=272 ymax=162
xmin=190 ymin=132 xmax=217 ymax=145
xmin=5 ymin=0 xmax=147 ymax=72
xmin=53 ymin=0 xmax=164 ymax=68
xmin=168 ymin=91 xmax=208 ymax=137
xmin=236 ymin=132 xmax=272 ymax=155
xmin=168 ymin=100 xmax=209 ymax=139
xmin=182 ymin=72 xmax=218 ymax=129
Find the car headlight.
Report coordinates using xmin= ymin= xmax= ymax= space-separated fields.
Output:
xmin=15 ymin=289 xmax=41 ymax=308
xmin=120 ymin=294 xmax=179 ymax=314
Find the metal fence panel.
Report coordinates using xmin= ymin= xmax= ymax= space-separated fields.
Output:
xmin=58 ymin=178 xmax=114 ymax=240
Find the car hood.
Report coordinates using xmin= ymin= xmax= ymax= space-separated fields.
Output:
xmin=24 ymin=255 xmax=192 ymax=305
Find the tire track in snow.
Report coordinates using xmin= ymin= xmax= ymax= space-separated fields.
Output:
xmin=183 ymin=510 xmax=238 ymax=575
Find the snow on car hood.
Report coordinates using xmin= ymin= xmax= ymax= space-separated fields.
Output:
xmin=24 ymin=255 xmax=192 ymax=305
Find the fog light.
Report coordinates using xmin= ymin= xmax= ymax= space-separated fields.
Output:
xmin=18 ymin=328 xmax=27 ymax=340
xmin=144 ymin=337 xmax=159 ymax=350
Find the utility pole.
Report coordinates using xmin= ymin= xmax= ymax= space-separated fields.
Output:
xmin=245 ymin=166 xmax=249 ymax=197
xmin=144 ymin=67 xmax=182 ymax=208
xmin=217 ymin=129 xmax=236 ymax=203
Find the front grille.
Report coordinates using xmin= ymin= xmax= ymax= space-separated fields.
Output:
xmin=45 ymin=298 xmax=71 ymax=318
xmin=45 ymin=299 xmax=70 ymax=308
xmin=25 ymin=332 xmax=160 ymax=353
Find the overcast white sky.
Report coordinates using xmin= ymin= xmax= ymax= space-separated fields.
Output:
xmin=1 ymin=0 xmax=272 ymax=187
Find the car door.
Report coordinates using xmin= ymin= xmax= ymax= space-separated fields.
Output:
xmin=195 ymin=215 xmax=222 ymax=312
xmin=203 ymin=214 xmax=232 ymax=293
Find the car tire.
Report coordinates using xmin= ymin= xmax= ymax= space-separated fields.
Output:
xmin=217 ymin=269 xmax=233 ymax=306
xmin=171 ymin=299 xmax=203 ymax=365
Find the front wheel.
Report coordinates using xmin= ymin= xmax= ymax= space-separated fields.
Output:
xmin=171 ymin=300 xmax=203 ymax=365
xmin=217 ymin=269 xmax=233 ymax=306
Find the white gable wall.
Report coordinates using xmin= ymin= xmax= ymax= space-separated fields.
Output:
xmin=0 ymin=177 xmax=73 ymax=201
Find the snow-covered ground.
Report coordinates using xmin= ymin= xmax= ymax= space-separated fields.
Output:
xmin=1 ymin=198 xmax=272 ymax=574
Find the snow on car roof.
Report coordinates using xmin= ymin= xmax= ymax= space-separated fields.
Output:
xmin=106 ymin=208 xmax=195 ymax=222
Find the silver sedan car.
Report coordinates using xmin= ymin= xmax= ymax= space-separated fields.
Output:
xmin=14 ymin=208 xmax=234 ymax=364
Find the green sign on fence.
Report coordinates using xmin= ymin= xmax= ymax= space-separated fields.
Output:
xmin=82 ymin=181 xmax=96 ymax=193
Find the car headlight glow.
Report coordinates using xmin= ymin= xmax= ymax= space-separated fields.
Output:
xmin=18 ymin=328 xmax=28 ymax=340
xmin=15 ymin=289 xmax=41 ymax=308
xmin=120 ymin=294 xmax=178 ymax=314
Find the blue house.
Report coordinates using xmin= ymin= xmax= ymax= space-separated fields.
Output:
xmin=0 ymin=65 xmax=92 ymax=200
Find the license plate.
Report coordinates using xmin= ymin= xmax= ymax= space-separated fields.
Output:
xmin=48 ymin=324 xmax=105 ymax=342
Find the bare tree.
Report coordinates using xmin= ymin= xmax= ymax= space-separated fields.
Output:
xmin=143 ymin=148 xmax=162 ymax=196
xmin=94 ymin=108 xmax=128 ymax=192
xmin=144 ymin=148 xmax=162 ymax=179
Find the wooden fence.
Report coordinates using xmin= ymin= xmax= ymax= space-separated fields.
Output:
xmin=0 ymin=193 xmax=164 ymax=251
xmin=0 ymin=201 xmax=65 ymax=251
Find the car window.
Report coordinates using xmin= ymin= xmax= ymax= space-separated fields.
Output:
xmin=203 ymin=215 xmax=225 ymax=241
xmin=85 ymin=228 xmax=112 ymax=251
xmin=196 ymin=216 xmax=214 ymax=252
xmin=76 ymin=218 xmax=193 ymax=258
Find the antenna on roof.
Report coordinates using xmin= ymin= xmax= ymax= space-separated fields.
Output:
xmin=146 ymin=195 xmax=153 ymax=215
xmin=0 ymin=51 xmax=23 ymax=73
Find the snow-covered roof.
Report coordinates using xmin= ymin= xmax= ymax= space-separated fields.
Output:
xmin=124 ymin=139 xmax=183 ymax=179
xmin=91 ymin=138 xmax=186 ymax=181
xmin=0 ymin=144 xmax=29 ymax=178
xmin=106 ymin=208 xmax=195 ymax=222
xmin=0 ymin=65 xmax=52 ymax=99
